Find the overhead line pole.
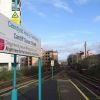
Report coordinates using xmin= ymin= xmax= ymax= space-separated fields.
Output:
xmin=85 ymin=41 xmax=87 ymax=58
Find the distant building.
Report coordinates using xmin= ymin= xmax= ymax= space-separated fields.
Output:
xmin=20 ymin=48 xmax=44 ymax=68
xmin=16 ymin=49 xmax=58 ymax=69
xmin=41 ymin=48 xmax=46 ymax=66
xmin=0 ymin=0 xmax=12 ymax=18
xmin=61 ymin=61 xmax=68 ymax=66
xmin=87 ymin=50 xmax=94 ymax=56
xmin=80 ymin=50 xmax=93 ymax=60
xmin=53 ymin=51 xmax=58 ymax=61
xmin=0 ymin=54 xmax=20 ymax=70
xmin=43 ymin=50 xmax=58 ymax=67
xmin=20 ymin=56 xmax=38 ymax=68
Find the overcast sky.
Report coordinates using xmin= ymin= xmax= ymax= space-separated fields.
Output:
xmin=21 ymin=0 xmax=100 ymax=60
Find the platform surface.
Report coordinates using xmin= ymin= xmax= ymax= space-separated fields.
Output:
xmin=57 ymin=79 xmax=85 ymax=100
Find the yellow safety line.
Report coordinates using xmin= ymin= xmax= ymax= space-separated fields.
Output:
xmin=69 ymin=80 xmax=89 ymax=100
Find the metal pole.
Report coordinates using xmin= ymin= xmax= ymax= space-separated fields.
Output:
xmin=11 ymin=0 xmax=18 ymax=100
xmin=77 ymin=54 xmax=78 ymax=63
xmin=38 ymin=57 xmax=42 ymax=100
xmin=12 ymin=54 xmax=17 ymax=100
xmin=85 ymin=41 xmax=87 ymax=58
xmin=72 ymin=55 xmax=73 ymax=64
xmin=13 ymin=54 xmax=17 ymax=87
xmin=52 ymin=50 xmax=54 ymax=79
xmin=52 ymin=66 xmax=53 ymax=79
xmin=15 ymin=0 xmax=18 ymax=11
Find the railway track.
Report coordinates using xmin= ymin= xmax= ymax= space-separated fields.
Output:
xmin=76 ymin=74 xmax=100 ymax=91
xmin=67 ymin=68 xmax=100 ymax=96
xmin=0 ymin=75 xmax=37 ymax=95
xmin=0 ymin=70 xmax=61 ymax=95
xmin=83 ymin=74 xmax=100 ymax=85
xmin=0 ymin=76 xmax=36 ymax=89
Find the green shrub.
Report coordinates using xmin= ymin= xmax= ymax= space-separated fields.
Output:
xmin=21 ymin=67 xmax=39 ymax=76
xmin=88 ymin=64 xmax=100 ymax=78
xmin=0 ymin=68 xmax=23 ymax=81
xmin=0 ymin=66 xmax=43 ymax=81
xmin=0 ymin=68 xmax=13 ymax=81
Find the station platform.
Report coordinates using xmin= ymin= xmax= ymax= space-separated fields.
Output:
xmin=18 ymin=79 xmax=86 ymax=100
xmin=0 ymin=71 xmax=88 ymax=100
xmin=18 ymin=79 xmax=58 ymax=100
xmin=57 ymin=79 xmax=86 ymax=100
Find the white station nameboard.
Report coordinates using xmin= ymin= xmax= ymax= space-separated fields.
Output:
xmin=51 ymin=60 xmax=54 ymax=67
xmin=0 ymin=13 xmax=41 ymax=57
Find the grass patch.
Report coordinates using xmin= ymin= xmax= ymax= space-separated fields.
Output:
xmin=0 ymin=67 xmax=40 ymax=81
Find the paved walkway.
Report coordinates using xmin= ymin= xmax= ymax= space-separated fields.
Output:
xmin=57 ymin=79 xmax=85 ymax=100
xmin=18 ymin=79 xmax=58 ymax=100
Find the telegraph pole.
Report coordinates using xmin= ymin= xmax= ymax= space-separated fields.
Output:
xmin=84 ymin=41 xmax=87 ymax=58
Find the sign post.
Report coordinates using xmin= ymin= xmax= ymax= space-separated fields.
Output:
xmin=51 ymin=60 xmax=54 ymax=79
xmin=12 ymin=0 xmax=18 ymax=100
xmin=38 ymin=57 xmax=42 ymax=100
xmin=0 ymin=2 xmax=41 ymax=100
xmin=12 ymin=54 xmax=17 ymax=100
xmin=0 ymin=14 xmax=41 ymax=57
xmin=0 ymin=11 xmax=41 ymax=100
